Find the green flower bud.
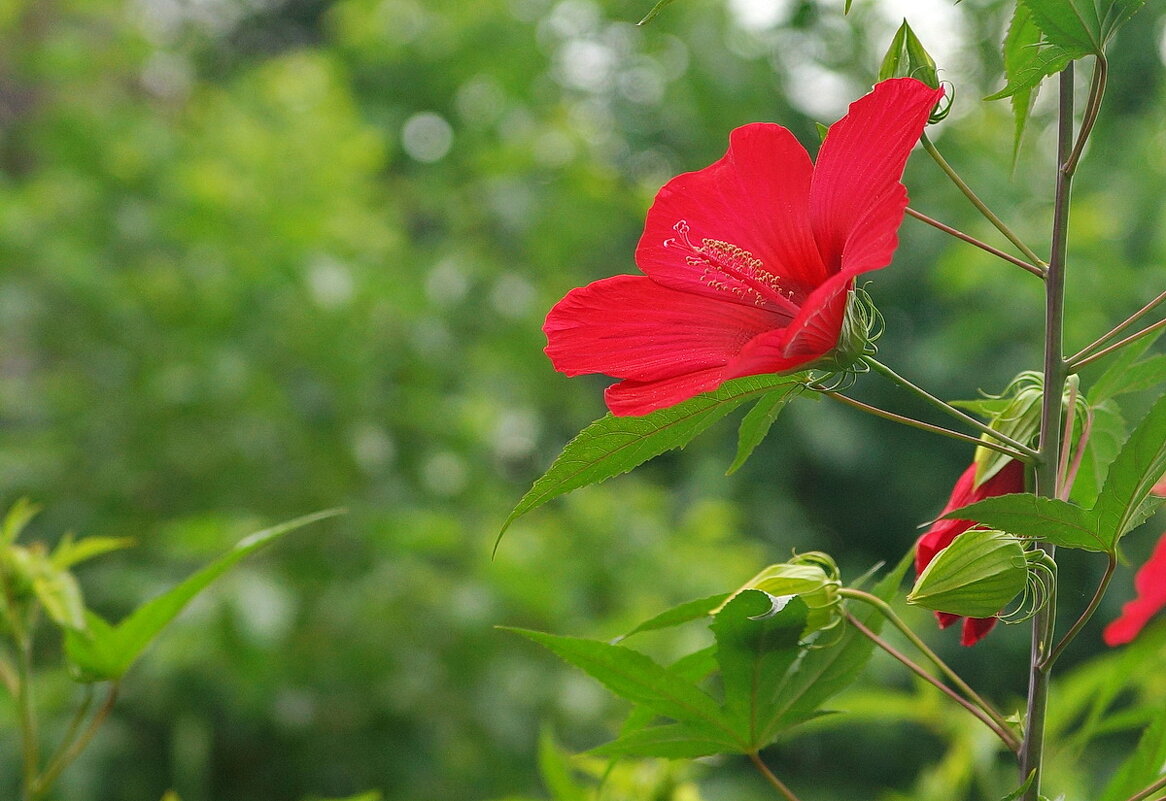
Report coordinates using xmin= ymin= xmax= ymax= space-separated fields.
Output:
xmin=715 ymin=552 xmax=842 ymax=635
xmin=808 ymin=288 xmax=882 ymax=377
xmin=907 ymin=529 xmax=1028 ymax=618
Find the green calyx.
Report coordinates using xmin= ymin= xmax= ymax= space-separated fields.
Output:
xmin=806 ymin=288 xmax=883 ymax=382
xmin=908 ymin=529 xmax=1030 ymax=618
xmin=714 ymin=551 xmax=842 ymax=636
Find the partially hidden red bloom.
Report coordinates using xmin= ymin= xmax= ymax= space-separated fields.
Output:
xmin=916 ymin=459 xmax=1026 ymax=646
xmin=543 ymin=78 xmax=944 ymax=416
xmin=1104 ymin=532 xmax=1166 ymax=646
xmin=1103 ymin=475 xmax=1166 ymax=646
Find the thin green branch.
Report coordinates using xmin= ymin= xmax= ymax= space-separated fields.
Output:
xmin=31 ymin=683 xmax=119 ymax=800
xmin=35 ymin=686 xmax=95 ymax=797
xmin=1069 ymin=318 xmax=1166 ymax=373
xmin=921 ymin=133 xmax=1047 ymax=268
xmin=1124 ymin=773 xmax=1166 ymax=801
xmin=1041 ymin=554 xmax=1116 ymax=671
xmin=839 ymin=589 xmax=1019 ymax=752
xmin=16 ymin=619 xmax=40 ymax=800
xmin=904 ymin=207 xmax=1046 ymax=278
xmin=818 ymin=390 xmax=1031 ymax=461
xmin=1069 ymin=289 xmax=1166 ymax=364
xmin=748 ymin=750 xmax=804 ymax=801
xmin=844 ymin=612 xmax=1020 ymax=752
xmin=862 ymin=357 xmax=1040 ymax=458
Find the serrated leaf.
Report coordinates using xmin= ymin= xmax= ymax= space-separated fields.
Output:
xmin=1001 ymin=4 xmax=1044 ymax=160
xmin=766 ymin=551 xmax=912 ymax=734
xmin=946 ymin=493 xmax=1104 ymax=551
xmin=728 ymin=384 xmax=802 ymax=475
xmin=618 ymin=646 xmax=719 ymax=738
xmin=64 ymin=509 xmax=342 ymax=682
xmin=1089 ymin=327 xmax=1164 ymax=402
xmin=588 ymin=723 xmax=736 ymax=759
xmin=986 ymin=43 xmax=1075 ymax=101
xmin=1098 ymin=706 xmax=1166 ymax=801
xmin=505 ymin=628 xmax=738 ymax=742
xmin=1020 ymin=0 xmax=1101 ymax=53
xmin=1070 ymin=401 xmax=1126 ymax=507
xmin=711 ymin=591 xmax=807 ymax=747
xmin=617 ymin=594 xmax=728 ymax=641
xmin=638 ymin=0 xmax=676 ymax=25
xmin=1093 ymin=354 xmax=1166 ymax=401
xmin=1092 ymin=393 xmax=1166 ymax=546
xmin=499 ymin=374 xmax=803 ymax=541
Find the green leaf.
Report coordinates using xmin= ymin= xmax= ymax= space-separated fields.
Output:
xmin=767 ymin=551 xmax=912 ymax=733
xmin=1089 ymin=327 xmax=1164 ymax=402
xmin=1070 ymin=401 xmax=1126 ymax=507
xmin=616 ymin=594 xmax=728 ymax=641
xmin=1094 ymin=354 xmax=1166 ymax=401
xmin=1000 ymin=4 xmax=1044 ymax=159
xmin=986 ymin=43 xmax=1075 ymax=101
xmin=711 ymin=591 xmax=807 ymax=747
xmin=538 ymin=727 xmax=587 ymax=801
xmin=1098 ymin=706 xmax=1166 ymax=801
xmin=946 ymin=493 xmax=1104 ymax=551
xmin=64 ymin=509 xmax=343 ymax=682
xmin=1092 ymin=393 xmax=1166 ymax=545
xmin=33 ymin=566 xmax=87 ymax=631
xmin=499 ymin=374 xmax=803 ymax=542
xmin=1002 ymin=771 xmax=1037 ymax=801
xmin=1019 ymin=0 xmax=1101 ymax=54
xmin=1099 ymin=0 xmax=1149 ymax=43
xmin=1 ymin=498 xmax=40 ymax=546
xmin=588 ymin=722 xmax=735 ymax=759
xmin=51 ymin=534 xmax=136 ymax=570
xmin=638 ymin=0 xmax=677 ymax=25
xmin=505 ymin=628 xmax=738 ymax=742
xmin=617 ymin=646 xmax=719 ymax=739
xmin=727 ymin=384 xmax=802 ymax=475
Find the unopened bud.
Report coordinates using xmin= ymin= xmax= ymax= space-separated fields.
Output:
xmin=715 ymin=552 xmax=842 ymax=635
xmin=908 ymin=529 xmax=1028 ymax=618
xmin=808 ymin=288 xmax=882 ymax=376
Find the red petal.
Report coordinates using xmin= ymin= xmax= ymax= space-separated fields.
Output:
xmin=809 ymin=78 xmax=943 ymax=274
xmin=636 ymin=123 xmax=827 ymax=310
xmin=1104 ymin=532 xmax=1166 ymax=646
xmin=604 ymin=367 xmax=728 ymax=416
xmin=960 ymin=616 xmax=998 ymax=647
xmin=724 ymin=273 xmax=852 ymax=379
xmin=544 ymin=275 xmax=783 ymax=381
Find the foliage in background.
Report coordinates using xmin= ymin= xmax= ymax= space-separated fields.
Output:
xmin=2 ymin=0 xmax=1166 ymax=798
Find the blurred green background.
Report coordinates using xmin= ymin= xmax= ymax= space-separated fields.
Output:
xmin=2 ymin=0 xmax=1166 ymax=798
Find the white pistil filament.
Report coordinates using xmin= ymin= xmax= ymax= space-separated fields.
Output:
xmin=663 ymin=220 xmax=801 ymax=317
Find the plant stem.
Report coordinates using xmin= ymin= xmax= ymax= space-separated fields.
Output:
xmin=748 ymin=750 xmax=804 ymax=801
xmin=904 ymin=207 xmax=1046 ymax=278
xmin=34 ymin=685 xmax=94 ymax=796
xmin=31 ymin=683 xmax=119 ymax=800
xmin=15 ymin=618 xmax=40 ymax=800
xmin=921 ymin=133 xmax=1047 ymax=268
xmin=818 ymin=390 xmax=1031 ymax=461
xmin=1068 ymin=318 xmax=1166 ymax=372
xmin=1042 ymin=554 xmax=1116 ymax=671
xmin=1125 ymin=773 xmax=1166 ymax=801
xmin=844 ymin=612 xmax=1020 ymax=752
xmin=862 ymin=357 xmax=1040 ymax=458
xmin=838 ymin=589 xmax=1016 ymax=747
xmin=1068 ymin=288 xmax=1166 ymax=364
xmin=1021 ymin=62 xmax=1078 ymax=801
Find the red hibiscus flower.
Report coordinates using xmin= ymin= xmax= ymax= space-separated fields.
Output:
xmin=1103 ymin=476 xmax=1166 ymax=646
xmin=1103 ymin=532 xmax=1166 ymax=646
xmin=916 ymin=459 xmax=1026 ymax=646
xmin=543 ymin=78 xmax=944 ymax=416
